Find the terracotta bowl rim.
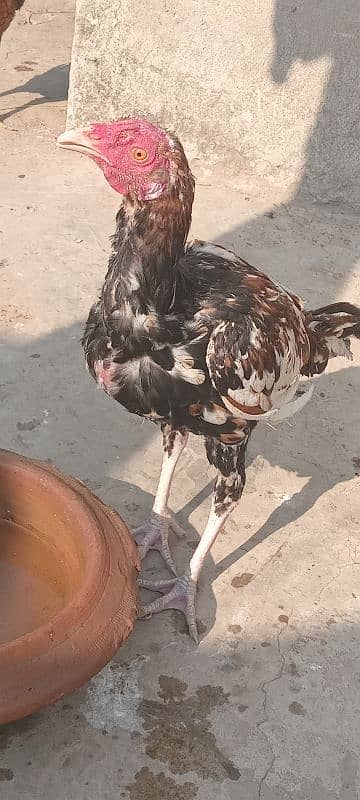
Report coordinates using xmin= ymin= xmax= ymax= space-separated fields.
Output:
xmin=0 ymin=449 xmax=109 ymax=657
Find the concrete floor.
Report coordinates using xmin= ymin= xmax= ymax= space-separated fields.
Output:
xmin=0 ymin=4 xmax=360 ymax=799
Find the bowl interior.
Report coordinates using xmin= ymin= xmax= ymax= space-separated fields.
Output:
xmin=0 ymin=460 xmax=87 ymax=644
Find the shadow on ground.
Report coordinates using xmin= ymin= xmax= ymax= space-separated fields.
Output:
xmin=0 ymin=64 xmax=69 ymax=123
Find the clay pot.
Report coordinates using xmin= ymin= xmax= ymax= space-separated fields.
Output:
xmin=0 ymin=449 xmax=139 ymax=724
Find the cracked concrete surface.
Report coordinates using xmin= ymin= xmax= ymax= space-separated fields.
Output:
xmin=0 ymin=3 xmax=360 ymax=799
xmin=256 ymin=631 xmax=286 ymax=800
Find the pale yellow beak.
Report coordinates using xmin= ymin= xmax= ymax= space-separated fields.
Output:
xmin=57 ymin=129 xmax=109 ymax=164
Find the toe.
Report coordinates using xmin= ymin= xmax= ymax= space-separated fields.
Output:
xmin=132 ymin=524 xmax=150 ymax=547
xmin=183 ymin=592 xmax=199 ymax=643
xmin=159 ymin=536 xmax=178 ymax=575
xmin=138 ymin=576 xmax=178 ymax=593
xmin=187 ymin=615 xmax=199 ymax=644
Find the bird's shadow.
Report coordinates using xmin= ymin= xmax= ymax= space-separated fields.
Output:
xmin=0 ymin=63 xmax=69 ymax=123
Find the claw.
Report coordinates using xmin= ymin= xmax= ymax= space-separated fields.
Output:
xmin=138 ymin=572 xmax=199 ymax=643
xmin=133 ymin=511 xmax=187 ymax=575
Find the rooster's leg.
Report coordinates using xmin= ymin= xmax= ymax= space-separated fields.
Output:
xmin=139 ymin=431 xmax=252 ymax=641
xmin=139 ymin=500 xmax=234 ymax=641
xmin=133 ymin=426 xmax=189 ymax=574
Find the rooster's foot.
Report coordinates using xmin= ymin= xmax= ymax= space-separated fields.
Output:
xmin=138 ymin=572 xmax=198 ymax=643
xmin=133 ymin=511 xmax=186 ymax=575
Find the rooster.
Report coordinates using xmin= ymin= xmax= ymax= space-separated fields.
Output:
xmin=57 ymin=118 xmax=360 ymax=641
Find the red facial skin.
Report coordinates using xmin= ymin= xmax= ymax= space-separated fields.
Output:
xmin=58 ymin=118 xmax=174 ymax=201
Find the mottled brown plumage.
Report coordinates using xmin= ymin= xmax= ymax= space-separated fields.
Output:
xmin=58 ymin=117 xmax=360 ymax=640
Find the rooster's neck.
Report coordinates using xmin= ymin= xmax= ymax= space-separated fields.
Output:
xmin=103 ymin=171 xmax=194 ymax=314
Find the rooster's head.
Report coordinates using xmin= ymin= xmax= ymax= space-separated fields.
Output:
xmin=57 ymin=117 xmax=188 ymax=202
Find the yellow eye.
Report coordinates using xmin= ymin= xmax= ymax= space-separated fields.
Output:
xmin=132 ymin=147 xmax=148 ymax=162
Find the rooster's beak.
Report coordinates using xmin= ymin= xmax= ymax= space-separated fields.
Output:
xmin=57 ymin=129 xmax=109 ymax=164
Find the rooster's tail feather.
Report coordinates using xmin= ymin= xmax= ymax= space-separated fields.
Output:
xmin=303 ymin=301 xmax=360 ymax=376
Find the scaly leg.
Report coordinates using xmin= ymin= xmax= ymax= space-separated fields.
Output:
xmin=133 ymin=426 xmax=189 ymax=574
xmin=139 ymin=431 xmax=252 ymax=641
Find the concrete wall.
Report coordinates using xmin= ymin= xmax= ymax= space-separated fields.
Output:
xmin=68 ymin=0 xmax=360 ymax=207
